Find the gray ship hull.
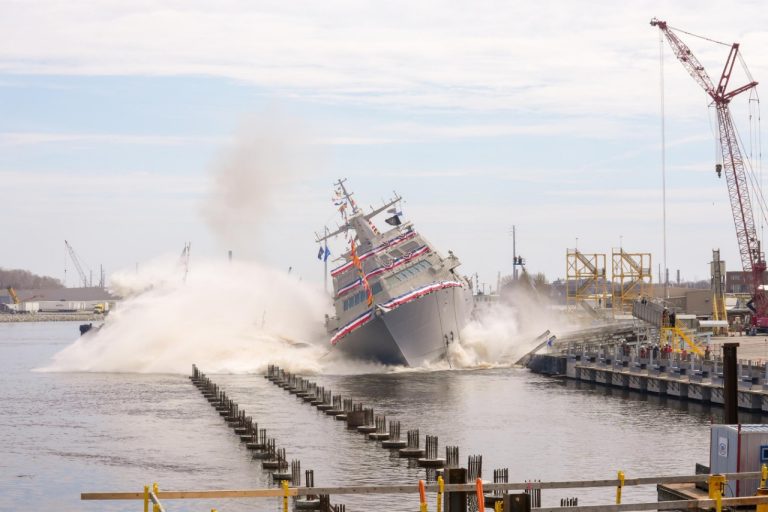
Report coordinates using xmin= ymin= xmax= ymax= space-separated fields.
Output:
xmin=335 ymin=285 xmax=473 ymax=366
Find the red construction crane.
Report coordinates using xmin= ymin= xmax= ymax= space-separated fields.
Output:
xmin=651 ymin=18 xmax=766 ymax=330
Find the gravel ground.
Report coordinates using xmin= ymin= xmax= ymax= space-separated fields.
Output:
xmin=0 ymin=313 xmax=105 ymax=323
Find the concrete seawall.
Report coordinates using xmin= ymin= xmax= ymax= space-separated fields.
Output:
xmin=529 ymin=353 xmax=768 ymax=413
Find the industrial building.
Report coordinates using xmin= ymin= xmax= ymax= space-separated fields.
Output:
xmin=0 ymin=287 xmax=119 ymax=314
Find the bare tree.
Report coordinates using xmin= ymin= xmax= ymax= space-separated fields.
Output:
xmin=0 ymin=268 xmax=63 ymax=289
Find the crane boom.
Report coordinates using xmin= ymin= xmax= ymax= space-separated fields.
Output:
xmin=65 ymin=240 xmax=89 ymax=288
xmin=651 ymin=19 xmax=766 ymax=327
xmin=7 ymin=287 xmax=19 ymax=305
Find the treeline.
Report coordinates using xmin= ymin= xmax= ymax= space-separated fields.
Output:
xmin=0 ymin=268 xmax=63 ymax=290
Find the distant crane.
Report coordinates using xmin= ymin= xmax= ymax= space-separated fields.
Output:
xmin=6 ymin=287 xmax=19 ymax=305
xmin=652 ymin=19 xmax=766 ymax=330
xmin=64 ymin=240 xmax=90 ymax=288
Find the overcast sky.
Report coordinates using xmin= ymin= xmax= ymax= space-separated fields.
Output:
xmin=2 ymin=1 xmax=768 ymax=289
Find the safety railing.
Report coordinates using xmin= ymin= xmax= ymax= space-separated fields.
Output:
xmin=82 ymin=469 xmax=768 ymax=512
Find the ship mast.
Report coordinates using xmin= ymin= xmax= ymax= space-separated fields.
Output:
xmin=336 ymin=178 xmax=359 ymax=214
xmin=315 ymin=179 xmax=403 ymax=248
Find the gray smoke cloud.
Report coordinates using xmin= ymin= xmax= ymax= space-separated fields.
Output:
xmin=202 ymin=112 xmax=318 ymax=258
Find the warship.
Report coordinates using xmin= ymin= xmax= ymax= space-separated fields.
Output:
xmin=316 ymin=179 xmax=474 ymax=366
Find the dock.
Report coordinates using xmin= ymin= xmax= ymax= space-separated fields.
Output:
xmin=528 ymin=352 xmax=768 ymax=412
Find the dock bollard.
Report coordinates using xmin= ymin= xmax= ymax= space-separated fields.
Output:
xmin=143 ymin=485 xmax=149 ymax=512
xmin=615 ymin=470 xmax=624 ymax=504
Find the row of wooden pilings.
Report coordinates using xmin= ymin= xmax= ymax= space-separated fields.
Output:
xmin=190 ymin=364 xmax=345 ymax=512
xmin=265 ymin=364 xmax=546 ymax=511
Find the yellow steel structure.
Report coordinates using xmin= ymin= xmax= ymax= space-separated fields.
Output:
xmin=711 ymin=250 xmax=727 ymax=334
xmin=566 ymin=250 xmax=608 ymax=311
xmin=6 ymin=287 xmax=19 ymax=305
xmin=611 ymin=250 xmax=652 ymax=315
xmin=660 ymin=325 xmax=705 ymax=356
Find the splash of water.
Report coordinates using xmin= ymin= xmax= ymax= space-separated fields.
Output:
xmin=42 ymin=265 xmax=577 ymax=375
xmin=446 ymin=287 xmax=581 ymax=369
xmin=41 ymin=258 xmax=332 ymax=374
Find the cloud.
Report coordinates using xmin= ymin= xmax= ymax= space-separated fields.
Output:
xmin=1 ymin=1 xmax=766 ymax=116
xmin=0 ymin=132 xmax=225 ymax=147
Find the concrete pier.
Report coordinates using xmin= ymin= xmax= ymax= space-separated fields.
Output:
xmin=529 ymin=353 xmax=768 ymax=412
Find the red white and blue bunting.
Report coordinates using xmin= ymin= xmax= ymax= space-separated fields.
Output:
xmin=330 ymin=230 xmax=417 ymax=277
xmin=335 ymin=245 xmax=430 ymax=298
xmin=329 ymin=280 xmax=464 ymax=346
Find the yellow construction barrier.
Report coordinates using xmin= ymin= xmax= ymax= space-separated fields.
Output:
xmin=709 ymin=474 xmax=725 ymax=512
xmin=616 ymin=470 xmax=625 ymax=504
xmin=758 ymin=465 xmax=768 ymax=512
xmin=282 ymin=480 xmax=289 ymax=512
xmin=437 ymin=475 xmax=444 ymax=512
xmin=84 ymin=471 xmax=768 ymax=512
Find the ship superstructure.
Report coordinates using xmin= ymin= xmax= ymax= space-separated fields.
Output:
xmin=316 ymin=179 xmax=474 ymax=366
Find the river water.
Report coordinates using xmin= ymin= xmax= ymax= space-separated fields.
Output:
xmin=2 ymin=321 xmax=764 ymax=512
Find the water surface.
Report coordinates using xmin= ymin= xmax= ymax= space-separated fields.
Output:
xmin=1 ymin=322 xmax=753 ymax=511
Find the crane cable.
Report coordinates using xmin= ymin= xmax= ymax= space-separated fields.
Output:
xmin=659 ymin=29 xmax=668 ymax=297
xmin=732 ymin=118 xmax=768 ymax=232
xmin=748 ymin=89 xmax=761 ymax=243
xmin=668 ymin=25 xmax=730 ymax=47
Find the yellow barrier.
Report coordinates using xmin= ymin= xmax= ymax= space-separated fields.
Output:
xmin=282 ymin=480 xmax=289 ymax=512
xmin=708 ymin=474 xmax=725 ymax=512
xmin=616 ymin=470 xmax=624 ymax=504
xmin=437 ymin=475 xmax=444 ymax=512
xmin=153 ymin=483 xmax=159 ymax=512
xmin=84 ymin=471 xmax=768 ymax=512
xmin=759 ymin=466 xmax=768 ymax=512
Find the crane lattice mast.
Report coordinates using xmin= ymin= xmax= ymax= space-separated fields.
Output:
xmin=651 ymin=18 xmax=766 ymax=325
xmin=64 ymin=240 xmax=89 ymax=288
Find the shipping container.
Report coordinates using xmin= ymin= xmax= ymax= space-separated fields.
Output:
xmin=710 ymin=424 xmax=768 ymax=496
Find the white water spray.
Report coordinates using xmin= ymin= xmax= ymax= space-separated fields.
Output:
xmin=447 ymin=287 xmax=581 ymax=369
xmin=41 ymin=259 xmax=332 ymax=374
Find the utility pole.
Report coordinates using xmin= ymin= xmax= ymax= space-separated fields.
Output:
xmin=324 ymin=226 xmax=329 ymax=294
xmin=512 ymin=225 xmax=517 ymax=281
